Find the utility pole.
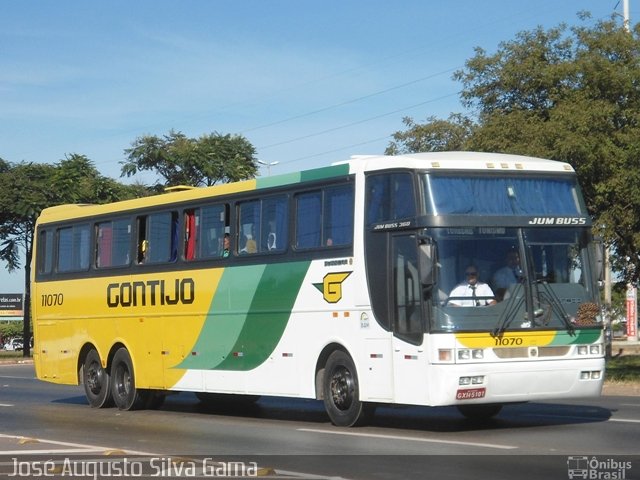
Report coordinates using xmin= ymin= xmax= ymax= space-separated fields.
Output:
xmin=605 ymin=248 xmax=612 ymax=308
xmin=623 ymin=0 xmax=630 ymax=32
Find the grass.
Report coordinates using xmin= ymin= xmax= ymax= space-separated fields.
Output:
xmin=0 ymin=351 xmax=26 ymax=360
xmin=606 ymin=355 xmax=640 ymax=383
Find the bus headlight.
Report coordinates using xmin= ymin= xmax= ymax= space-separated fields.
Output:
xmin=457 ymin=349 xmax=484 ymax=361
xmin=576 ymin=344 xmax=602 ymax=356
xmin=580 ymin=370 xmax=602 ymax=380
xmin=472 ymin=349 xmax=484 ymax=359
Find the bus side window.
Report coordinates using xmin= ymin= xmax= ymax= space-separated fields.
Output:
xmin=367 ymin=175 xmax=388 ymax=224
xmin=295 ymin=191 xmax=321 ymax=249
xmin=323 ymin=184 xmax=353 ymax=246
xmin=393 ymin=174 xmax=415 ymax=219
xmin=238 ymin=201 xmax=259 ymax=254
xmin=136 ymin=211 xmax=179 ymax=264
xmin=261 ymin=195 xmax=288 ymax=252
xmin=96 ymin=219 xmax=131 ymax=268
xmin=366 ymin=173 xmax=415 ymax=224
xmin=57 ymin=224 xmax=90 ymax=272
xmin=37 ymin=229 xmax=54 ymax=275
xmin=193 ymin=204 xmax=228 ymax=259
xmin=96 ymin=222 xmax=114 ymax=268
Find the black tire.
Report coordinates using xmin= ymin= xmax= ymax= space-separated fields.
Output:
xmin=82 ymin=349 xmax=113 ymax=408
xmin=110 ymin=348 xmax=148 ymax=411
xmin=457 ymin=403 xmax=503 ymax=420
xmin=322 ymin=350 xmax=369 ymax=427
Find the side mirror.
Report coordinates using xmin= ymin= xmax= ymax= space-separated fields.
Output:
xmin=419 ymin=242 xmax=437 ymax=286
xmin=593 ymin=237 xmax=605 ymax=283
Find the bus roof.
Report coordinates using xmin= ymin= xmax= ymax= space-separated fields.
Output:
xmin=345 ymin=151 xmax=575 ymax=174
xmin=37 ymin=151 xmax=574 ymax=224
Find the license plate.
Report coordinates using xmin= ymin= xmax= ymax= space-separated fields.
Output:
xmin=456 ymin=387 xmax=486 ymax=400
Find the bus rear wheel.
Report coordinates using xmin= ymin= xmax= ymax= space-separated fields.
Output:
xmin=322 ymin=350 xmax=369 ymax=427
xmin=82 ymin=349 xmax=112 ymax=408
xmin=110 ymin=348 xmax=148 ymax=411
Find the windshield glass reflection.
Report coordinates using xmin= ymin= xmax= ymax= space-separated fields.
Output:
xmin=431 ymin=227 xmax=599 ymax=332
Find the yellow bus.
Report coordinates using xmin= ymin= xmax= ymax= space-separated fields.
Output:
xmin=32 ymin=152 xmax=606 ymax=426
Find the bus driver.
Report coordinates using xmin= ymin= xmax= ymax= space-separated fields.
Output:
xmin=448 ymin=266 xmax=496 ymax=307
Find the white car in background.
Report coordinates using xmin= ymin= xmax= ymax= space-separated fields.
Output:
xmin=3 ymin=338 xmax=23 ymax=351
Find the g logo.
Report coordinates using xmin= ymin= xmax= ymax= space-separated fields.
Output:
xmin=314 ymin=272 xmax=352 ymax=303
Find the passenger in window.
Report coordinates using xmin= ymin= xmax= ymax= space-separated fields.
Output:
xmin=326 ymin=238 xmax=333 ymax=246
xmin=222 ymin=233 xmax=230 ymax=257
xmin=448 ymin=266 xmax=496 ymax=307
xmin=138 ymin=240 xmax=148 ymax=264
xmin=492 ymin=249 xmax=522 ymax=300
xmin=240 ymin=230 xmax=257 ymax=254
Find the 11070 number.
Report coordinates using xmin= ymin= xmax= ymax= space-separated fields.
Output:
xmin=494 ymin=336 xmax=523 ymax=346
xmin=41 ymin=293 xmax=63 ymax=307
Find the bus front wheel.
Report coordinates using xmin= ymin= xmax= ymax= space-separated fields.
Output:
xmin=110 ymin=348 xmax=148 ymax=411
xmin=82 ymin=349 xmax=112 ymax=408
xmin=322 ymin=350 xmax=369 ymax=427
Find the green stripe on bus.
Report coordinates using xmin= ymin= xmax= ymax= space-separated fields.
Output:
xmin=177 ymin=261 xmax=310 ymax=371
xmin=214 ymin=261 xmax=310 ymax=370
xmin=550 ymin=329 xmax=601 ymax=346
xmin=256 ymin=172 xmax=302 ymax=189
xmin=177 ymin=264 xmax=267 ymax=370
xmin=300 ymin=164 xmax=350 ymax=183
xmin=255 ymin=164 xmax=350 ymax=189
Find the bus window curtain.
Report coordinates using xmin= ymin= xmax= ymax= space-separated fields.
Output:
xmin=273 ymin=199 xmax=288 ymax=251
xmin=97 ymin=225 xmax=113 ymax=268
xmin=170 ymin=213 xmax=179 ymax=262
xmin=296 ymin=194 xmax=321 ymax=248
xmin=328 ymin=187 xmax=353 ymax=245
xmin=430 ymin=177 xmax=582 ymax=215
xmin=184 ymin=211 xmax=197 ymax=260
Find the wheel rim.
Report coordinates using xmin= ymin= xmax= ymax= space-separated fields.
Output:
xmin=115 ymin=364 xmax=131 ymax=400
xmin=86 ymin=361 xmax=104 ymax=395
xmin=329 ymin=365 xmax=355 ymax=411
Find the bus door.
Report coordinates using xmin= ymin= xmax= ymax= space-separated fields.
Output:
xmin=390 ymin=233 xmax=430 ymax=404
xmin=135 ymin=313 xmax=165 ymax=389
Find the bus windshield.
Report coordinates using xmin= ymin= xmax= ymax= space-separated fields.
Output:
xmin=431 ymin=226 xmax=599 ymax=333
xmin=424 ymin=174 xmax=586 ymax=216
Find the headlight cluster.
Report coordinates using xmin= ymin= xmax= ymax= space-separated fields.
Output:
xmin=437 ymin=348 xmax=485 ymax=363
xmin=458 ymin=348 xmax=484 ymax=361
xmin=576 ymin=344 xmax=602 ymax=356
xmin=580 ymin=370 xmax=602 ymax=380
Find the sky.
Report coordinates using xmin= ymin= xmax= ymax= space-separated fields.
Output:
xmin=0 ymin=0 xmax=629 ymax=294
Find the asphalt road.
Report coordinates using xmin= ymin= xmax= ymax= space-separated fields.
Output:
xmin=1 ymin=363 xmax=638 ymax=479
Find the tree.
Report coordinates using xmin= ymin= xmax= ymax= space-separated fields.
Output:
xmin=385 ymin=114 xmax=474 ymax=155
xmin=121 ymin=130 xmax=259 ymax=188
xmin=386 ymin=14 xmax=640 ymax=283
xmin=0 ymin=154 xmax=143 ymax=357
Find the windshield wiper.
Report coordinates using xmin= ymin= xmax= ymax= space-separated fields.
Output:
xmin=492 ymin=283 xmax=525 ymax=336
xmin=536 ymin=281 xmax=576 ymax=335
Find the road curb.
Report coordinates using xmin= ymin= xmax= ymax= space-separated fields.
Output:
xmin=0 ymin=358 xmax=33 ymax=365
